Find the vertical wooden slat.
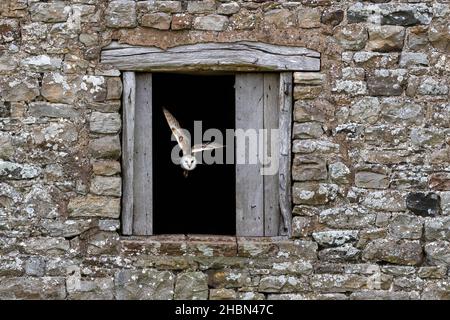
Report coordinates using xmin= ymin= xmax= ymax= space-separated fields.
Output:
xmin=236 ymin=74 xmax=264 ymax=236
xmin=121 ymin=72 xmax=136 ymax=235
xmin=263 ymin=74 xmax=280 ymax=236
xmin=278 ymin=72 xmax=293 ymax=236
xmin=133 ymin=73 xmax=153 ymax=235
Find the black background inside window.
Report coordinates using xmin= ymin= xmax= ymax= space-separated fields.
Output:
xmin=153 ymin=73 xmax=236 ymax=235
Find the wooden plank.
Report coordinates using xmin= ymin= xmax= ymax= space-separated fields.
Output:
xmin=104 ymin=41 xmax=320 ymax=57
xmin=133 ymin=73 xmax=153 ymax=235
xmin=121 ymin=72 xmax=135 ymax=235
xmin=101 ymin=41 xmax=320 ymax=72
xmin=235 ymin=74 xmax=264 ymax=236
xmin=278 ymin=72 xmax=293 ymax=236
xmin=263 ymin=74 xmax=280 ymax=236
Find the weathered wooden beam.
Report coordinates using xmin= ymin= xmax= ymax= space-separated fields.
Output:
xmin=121 ymin=72 xmax=135 ymax=235
xmin=101 ymin=41 xmax=320 ymax=72
xmin=278 ymin=72 xmax=293 ymax=236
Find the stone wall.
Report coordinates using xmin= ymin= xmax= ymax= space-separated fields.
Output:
xmin=0 ymin=0 xmax=449 ymax=300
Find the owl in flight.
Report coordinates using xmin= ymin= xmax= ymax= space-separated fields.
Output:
xmin=163 ymin=108 xmax=223 ymax=176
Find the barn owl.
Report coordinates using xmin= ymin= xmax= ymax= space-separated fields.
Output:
xmin=162 ymin=108 xmax=223 ymax=176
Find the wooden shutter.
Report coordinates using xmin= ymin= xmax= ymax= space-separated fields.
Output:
xmin=122 ymin=72 xmax=153 ymax=235
xmin=235 ymin=73 xmax=292 ymax=236
xmin=236 ymin=74 xmax=265 ymax=236
xmin=263 ymin=74 xmax=280 ymax=236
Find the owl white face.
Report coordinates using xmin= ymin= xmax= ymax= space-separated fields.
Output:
xmin=180 ymin=155 xmax=197 ymax=171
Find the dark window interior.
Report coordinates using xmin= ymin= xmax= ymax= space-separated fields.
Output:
xmin=153 ymin=73 xmax=236 ymax=235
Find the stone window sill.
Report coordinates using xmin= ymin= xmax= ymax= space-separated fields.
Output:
xmin=120 ymin=235 xmax=294 ymax=258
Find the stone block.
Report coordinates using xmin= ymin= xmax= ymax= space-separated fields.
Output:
xmin=106 ymin=0 xmax=137 ymax=28
xmin=193 ymin=15 xmax=228 ymax=31
xmin=68 ymin=195 xmax=120 ymax=218
xmin=174 ymin=272 xmax=208 ymax=300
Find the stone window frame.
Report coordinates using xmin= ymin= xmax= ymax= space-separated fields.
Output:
xmin=101 ymin=41 xmax=321 ymax=238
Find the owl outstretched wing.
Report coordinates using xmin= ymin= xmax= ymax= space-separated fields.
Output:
xmin=162 ymin=108 xmax=190 ymax=155
xmin=191 ymin=142 xmax=224 ymax=153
